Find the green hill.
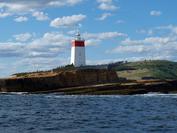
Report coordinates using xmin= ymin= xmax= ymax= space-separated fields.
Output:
xmin=111 ymin=60 xmax=177 ymax=80
xmin=13 ymin=60 xmax=177 ymax=80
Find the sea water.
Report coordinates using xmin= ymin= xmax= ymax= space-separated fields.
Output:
xmin=0 ymin=93 xmax=177 ymax=133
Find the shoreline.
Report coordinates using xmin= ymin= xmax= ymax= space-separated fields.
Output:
xmin=0 ymin=67 xmax=177 ymax=95
xmin=0 ymin=80 xmax=175 ymax=95
xmin=31 ymin=80 xmax=177 ymax=95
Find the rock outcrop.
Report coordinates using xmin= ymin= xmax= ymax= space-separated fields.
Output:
xmin=0 ymin=69 xmax=118 ymax=92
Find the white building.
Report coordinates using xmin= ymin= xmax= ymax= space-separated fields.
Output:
xmin=70 ymin=32 xmax=86 ymax=67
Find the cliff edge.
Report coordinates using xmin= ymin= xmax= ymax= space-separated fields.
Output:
xmin=0 ymin=69 xmax=118 ymax=92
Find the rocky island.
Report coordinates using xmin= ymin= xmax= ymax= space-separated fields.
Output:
xmin=0 ymin=60 xmax=177 ymax=95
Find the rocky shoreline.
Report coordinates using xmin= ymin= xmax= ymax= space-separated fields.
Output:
xmin=0 ymin=69 xmax=118 ymax=93
xmin=0 ymin=69 xmax=177 ymax=95
xmin=30 ymin=80 xmax=177 ymax=95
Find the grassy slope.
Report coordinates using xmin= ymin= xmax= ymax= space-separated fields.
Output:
xmin=13 ymin=60 xmax=177 ymax=80
xmin=112 ymin=60 xmax=177 ymax=80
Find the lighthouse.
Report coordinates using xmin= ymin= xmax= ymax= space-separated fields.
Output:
xmin=70 ymin=32 xmax=86 ymax=67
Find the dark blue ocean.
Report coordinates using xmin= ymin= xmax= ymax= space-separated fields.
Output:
xmin=0 ymin=94 xmax=177 ymax=133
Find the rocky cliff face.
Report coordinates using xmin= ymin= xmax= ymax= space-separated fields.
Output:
xmin=0 ymin=69 xmax=118 ymax=92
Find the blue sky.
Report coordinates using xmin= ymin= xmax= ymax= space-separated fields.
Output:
xmin=0 ymin=0 xmax=177 ymax=77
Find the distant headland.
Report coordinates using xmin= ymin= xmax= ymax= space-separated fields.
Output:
xmin=0 ymin=60 xmax=177 ymax=95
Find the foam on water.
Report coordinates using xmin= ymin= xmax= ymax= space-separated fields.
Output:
xmin=0 ymin=92 xmax=28 ymax=95
xmin=137 ymin=93 xmax=177 ymax=98
xmin=45 ymin=94 xmax=122 ymax=99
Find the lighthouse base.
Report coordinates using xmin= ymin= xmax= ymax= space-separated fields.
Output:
xmin=71 ymin=47 xmax=85 ymax=67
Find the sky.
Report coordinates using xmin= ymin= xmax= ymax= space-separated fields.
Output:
xmin=0 ymin=0 xmax=177 ymax=77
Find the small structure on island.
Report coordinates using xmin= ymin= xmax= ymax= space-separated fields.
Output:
xmin=70 ymin=31 xmax=86 ymax=67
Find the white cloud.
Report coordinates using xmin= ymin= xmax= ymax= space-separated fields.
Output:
xmin=97 ymin=0 xmax=118 ymax=11
xmin=25 ymin=32 xmax=71 ymax=58
xmin=15 ymin=57 xmax=70 ymax=74
xmin=109 ymin=41 xmax=177 ymax=61
xmin=121 ymin=37 xmax=171 ymax=46
xmin=0 ymin=32 xmax=71 ymax=59
xmin=83 ymin=31 xmax=127 ymax=46
xmin=136 ymin=29 xmax=153 ymax=35
xmin=68 ymin=31 xmax=126 ymax=46
xmin=121 ymin=38 xmax=143 ymax=45
xmin=0 ymin=42 xmax=24 ymax=57
xmin=32 ymin=11 xmax=49 ymax=21
xmin=98 ymin=3 xmax=117 ymax=11
xmin=0 ymin=0 xmax=83 ymax=13
xmin=155 ymin=25 xmax=177 ymax=34
xmin=150 ymin=10 xmax=162 ymax=16
xmin=0 ymin=2 xmax=36 ymax=13
xmin=97 ymin=0 xmax=113 ymax=3
xmin=0 ymin=12 xmax=11 ymax=18
xmin=48 ymin=0 xmax=83 ymax=7
xmin=144 ymin=37 xmax=171 ymax=44
xmin=14 ymin=16 xmax=28 ymax=22
xmin=13 ymin=33 xmax=32 ymax=42
xmin=0 ymin=31 xmax=127 ymax=59
xmin=84 ymin=32 xmax=127 ymax=40
xmin=50 ymin=14 xmax=86 ymax=28
xmin=85 ymin=39 xmax=101 ymax=46
xmin=31 ymin=32 xmax=70 ymax=47
xmin=98 ymin=13 xmax=112 ymax=20
xmin=0 ymin=0 xmax=83 ymax=20
xmin=137 ymin=25 xmax=177 ymax=37
xmin=108 ymin=26 xmax=177 ymax=61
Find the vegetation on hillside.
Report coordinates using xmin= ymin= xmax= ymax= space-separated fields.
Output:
xmin=111 ymin=60 xmax=177 ymax=80
xmin=52 ymin=64 xmax=75 ymax=72
xmin=13 ymin=64 xmax=75 ymax=78
xmin=13 ymin=60 xmax=177 ymax=80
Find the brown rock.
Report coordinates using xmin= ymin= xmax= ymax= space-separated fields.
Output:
xmin=0 ymin=69 xmax=118 ymax=92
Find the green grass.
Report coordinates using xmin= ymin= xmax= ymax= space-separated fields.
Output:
xmin=112 ymin=60 xmax=177 ymax=80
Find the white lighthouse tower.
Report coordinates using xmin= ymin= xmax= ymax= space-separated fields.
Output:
xmin=70 ymin=31 xmax=86 ymax=67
